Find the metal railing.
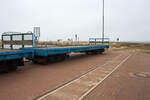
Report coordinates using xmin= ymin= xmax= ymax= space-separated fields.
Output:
xmin=1 ymin=32 xmax=34 ymax=50
xmin=89 ymin=38 xmax=109 ymax=45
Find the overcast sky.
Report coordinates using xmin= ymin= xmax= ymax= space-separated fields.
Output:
xmin=0 ymin=0 xmax=150 ymax=42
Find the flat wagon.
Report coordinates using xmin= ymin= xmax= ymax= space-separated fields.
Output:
xmin=33 ymin=38 xmax=109 ymax=64
xmin=0 ymin=32 xmax=34 ymax=71
xmin=0 ymin=32 xmax=109 ymax=71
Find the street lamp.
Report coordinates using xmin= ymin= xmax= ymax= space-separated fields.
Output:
xmin=102 ymin=0 xmax=105 ymax=44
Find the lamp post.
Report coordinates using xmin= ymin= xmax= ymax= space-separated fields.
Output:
xmin=102 ymin=0 xmax=105 ymax=44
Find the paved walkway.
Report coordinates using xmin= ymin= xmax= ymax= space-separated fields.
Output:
xmin=0 ymin=52 xmax=119 ymax=100
xmin=37 ymin=52 xmax=131 ymax=100
xmin=84 ymin=53 xmax=150 ymax=100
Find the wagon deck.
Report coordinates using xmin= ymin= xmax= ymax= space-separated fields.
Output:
xmin=34 ymin=45 xmax=109 ymax=56
xmin=0 ymin=49 xmax=20 ymax=53
xmin=0 ymin=49 xmax=33 ymax=61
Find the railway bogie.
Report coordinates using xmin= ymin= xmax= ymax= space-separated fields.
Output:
xmin=85 ymin=49 xmax=105 ymax=55
xmin=0 ymin=59 xmax=24 ymax=72
xmin=32 ymin=53 xmax=69 ymax=64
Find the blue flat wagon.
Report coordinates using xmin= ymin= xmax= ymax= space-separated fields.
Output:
xmin=33 ymin=38 xmax=109 ymax=64
xmin=0 ymin=49 xmax=33 ymax=71
xmin=0 ymin=32 xmax=110 ymax=71
xmin=0 ymin=32 xmax=34 ymax=71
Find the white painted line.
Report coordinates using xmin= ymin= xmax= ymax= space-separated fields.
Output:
xmin=36 ymin=54 xmax=123 ymax=100
xmin=78 ymin=54 xmax=132 ymax=100
xmin=37 ymin=61 xmax=110 ymax=100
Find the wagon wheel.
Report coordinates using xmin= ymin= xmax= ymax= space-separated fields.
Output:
xmin=7 ymin=60 xmax=18 ymax=71
xmin=0 ymin=61 xmax=7 ymax=72
xmin=98 ymin=49 xmax=105 ymax=54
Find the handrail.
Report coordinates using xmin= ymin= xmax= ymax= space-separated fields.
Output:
xmin=1 ymin=33 xmax=34 ymax=50
xmin=89 ymin=38 xmax=110 ymax=45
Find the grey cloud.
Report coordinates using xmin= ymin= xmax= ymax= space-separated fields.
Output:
xmin=0 ymin=0 xmax=150 ymax=42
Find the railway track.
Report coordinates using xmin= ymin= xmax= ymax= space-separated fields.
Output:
xmin=33 ymin=52 xmax=132 ymax=100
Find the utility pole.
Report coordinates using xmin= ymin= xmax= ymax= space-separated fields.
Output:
xmin=102 ymin=0 xmax=105 ymax=44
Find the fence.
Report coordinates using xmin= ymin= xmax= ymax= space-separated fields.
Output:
xmin=89 ymin=38 xmax=109 ymax=45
